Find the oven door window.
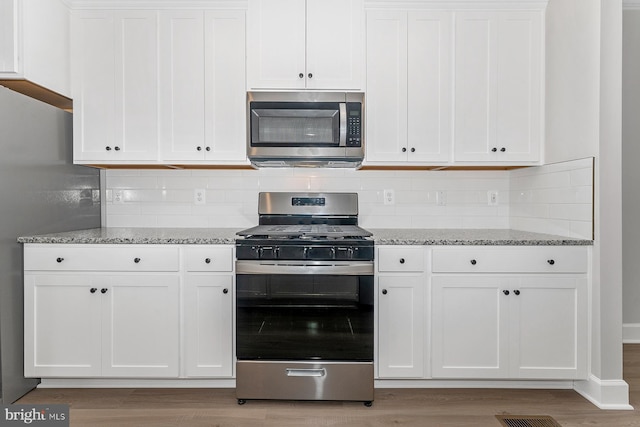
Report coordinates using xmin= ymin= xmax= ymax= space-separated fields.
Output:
xmin=250 ymin=102 xmax=341 ymax=147
xmin=236 ymin=273 xmax=373 ymax=361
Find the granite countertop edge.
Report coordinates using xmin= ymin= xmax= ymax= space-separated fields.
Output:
xmin=17 ymin=227 xmax=594 ymax=246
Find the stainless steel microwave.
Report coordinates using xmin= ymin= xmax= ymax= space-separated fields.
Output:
xmin=247 ymin=92 xmax=364 ymax=168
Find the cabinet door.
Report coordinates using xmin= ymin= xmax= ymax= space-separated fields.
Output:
xmin=509 ymin=277 xmax=587 ymax=379
xmin=365 ymin=11 xmax=408 ymax=163
xmin=112 ymin=10 xmax=158 ymax=161
xmin=184 ymin=275 xmax=234 ymax=377
xmin=431 ymin=275 xmax=510 ymax=378
xmin=377 ymin=275 xmax=425 ymax=378
xmin=203 ymin=10 xmax=247 ymax=162
xmin=71 ymin=10 xmax=116 ymax=161
xmin=246 ymin=0 xmax=306 ymax=89
xmin=159 ymin=11 xmax=206 ymax=161
xmin=407 ymin=11 xmax=452 ymax=163
xmin=494 ymin=12 xmax=542 ymax=162
xmin=24 ymin=274 xmax=102 ymax=377
xmin=102 ymin=275 xmax=180 ymax=377
xmin=72 ymin=10 xmax=158 ymax=163
xmin=453 ymin=11 xmax=541 ymax=163
xmin=305 ymin=0 xmax=363 ymax=90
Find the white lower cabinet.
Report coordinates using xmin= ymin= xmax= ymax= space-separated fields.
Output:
xmin=376 ymin=246 xmax=428 ymax=379
xmin=24 ymin=273 xmax=179 ymax=378
xmin=183 ymin=245 xmax=234 ymax=377
xmin=430 ymin=247 xmax=588 ymax=380
xmin=24 ymin=244 xmax=181 ymax=378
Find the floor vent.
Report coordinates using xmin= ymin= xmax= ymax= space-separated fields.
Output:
xmin=496 ymin=415 xmax=562 ymax=427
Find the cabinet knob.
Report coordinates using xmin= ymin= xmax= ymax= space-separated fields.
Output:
xmin=90 ymin=288 xmax=97 ymax=294
xmin=105 ymin=146 xmax=112 ymax=151
xmin=491 ymin=147 xmax=497 ymax=152
xmin=547 ymin=259 xmax=555 ymax=265
xmin=503 ymin=290 xmax=510 ymax=296
xmin=101 ymin=288 xmax=108 ymax=294
xmin=514 ymin=290 xmax=521 ymax=296
xmin=299 ymin=73 xmax=304 ymax=78
xmin=56 ymin=257 xmax=64 ymax=263
xmin=223 ymin=288 xmax=229 ymax=294
xmin=134 ymin=257 xmax=141 ymax=263
xmin=114 ymin=146 xmax=121 ymax=151
xmin=399 ymin=258 xmax=405 ymax=264
xmin=308 ymin=73 xmax=313 ymax=78
xmin=197 ymin=146 xmax=202 ymax=151
xmin=205 ymin=258 xmax=211 ymax=264
xmin=206 ymin=147 xmax=211 ymax=152
xmin=470 ymin=259 xmax=477 ymax=265
xmin=382 ymin=289 xmax=388 ymax=295
xmin=500 ymin=147 xmax=506 ymax=152
xmin=402 ymin=147 xmax=407 ymax=153
xmin=410 ymin=147 xmax=415 ymax=153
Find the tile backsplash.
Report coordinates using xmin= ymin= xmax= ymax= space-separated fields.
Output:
xmin=509 ymin=157 xmax=594 ymax=239
xmin=104 ymin=157 xmax=593 ymax=238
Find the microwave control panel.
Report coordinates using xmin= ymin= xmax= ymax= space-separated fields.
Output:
xmin=346 ymin=103 xmax=362 ymax=147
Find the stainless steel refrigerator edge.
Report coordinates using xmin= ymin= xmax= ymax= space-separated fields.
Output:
xmin=0 ymin=87 xmax=101 ymax=403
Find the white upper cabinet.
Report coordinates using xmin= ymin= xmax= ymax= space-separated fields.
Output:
xmin=0 ymin=0 xmax=71 ymax=104
xmin=159 ymin=10 xmax=247 ymax=163
xmin=453 ymin=10 xmax=543 ymax=164
xmin=365 ymin=10 xmax=452 ymax=164
xmin=72 ymin=10 xmax=159 ymax=163
xmin=247 ymin=0 xmax=364 ymax=90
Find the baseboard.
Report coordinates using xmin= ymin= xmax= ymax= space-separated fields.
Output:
xmin=623 ymin=323 xmax=640 ymax=343
xmin=38 ymin=378 xmax=236 ymax=388
xmin=573 ymin=375 xmax=633 ymax=410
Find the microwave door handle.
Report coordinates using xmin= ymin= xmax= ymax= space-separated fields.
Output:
xmin=339 ymin=103 xmax=347 ymax=147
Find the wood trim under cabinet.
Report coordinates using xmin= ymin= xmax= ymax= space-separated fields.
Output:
xmin=0 ymin=80 xmax=72 ymax=112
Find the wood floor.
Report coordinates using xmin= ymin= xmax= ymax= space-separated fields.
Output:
xmin=16 ymin=344 xmax=640 ymax=427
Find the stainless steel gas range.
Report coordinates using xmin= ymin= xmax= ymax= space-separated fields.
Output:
xmin=235 ymin=192 xmax=374 ymax=406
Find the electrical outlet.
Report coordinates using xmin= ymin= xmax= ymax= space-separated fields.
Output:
xmin=113 ymin=190 xmax=124 ymax=204
xmin=436 ymin=191 xmax=446 ymax=206
xmin=194 ymin=189 xmax=206 ymax=205
xmin=488 ymin=190 xmax=499 ymax=206
xmin=383 ymin=189 xmax=395 ymax=205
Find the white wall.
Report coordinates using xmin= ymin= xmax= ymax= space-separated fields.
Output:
xmin=622 ymin=5 xmax=640 ymax=338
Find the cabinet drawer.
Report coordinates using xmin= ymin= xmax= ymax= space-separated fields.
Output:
xmin=378 ymin=246 xmax=425 ymax=272
xmin=432 ymin=246 xmax=588 ymax=274
xmin=185 ymin=246 xmax=233 ymax=272
xmin=24 ymin=245 xmax=179 ymax=272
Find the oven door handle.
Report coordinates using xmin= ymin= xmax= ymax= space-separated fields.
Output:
xmin=286 ymin=368 xmax=326 ymax=377
xmin=236 ymin=261 xmax=373 ymax=275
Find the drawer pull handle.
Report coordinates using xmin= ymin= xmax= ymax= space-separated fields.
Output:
xmin=470 ymin=259 xmax=477 ymax=265
xmin=399 ymin=258 xmax=405 ymax=264
xmin=223 ymin=288 xmax=229 ymax=294
xmin=382 ymin=289 xmax=388 ymax=295
xmin=547 ymin=259 xmax=555 ymax=265
xmin=503 ymin=290 xmax=510 ymax=296
xmin=286 ymin=368 xmax=325 ymax=377
xmin=90 ymin=288 xmax=97 ymax=294
xmin=56 ymin=257 xmax=64 ymax=263
xmin=101 ymin=288 xmax=108 ymax=294
xmin=134 ymin=257 xmax=141 ymax=263
xmin=514 ymin=290 xmax=521 ymax=296
xmin=205 ymin=258 xmax=211 ymax=264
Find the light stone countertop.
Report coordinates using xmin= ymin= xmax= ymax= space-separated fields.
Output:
xmin=17 ymin=227 xmax=593 ymax=246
